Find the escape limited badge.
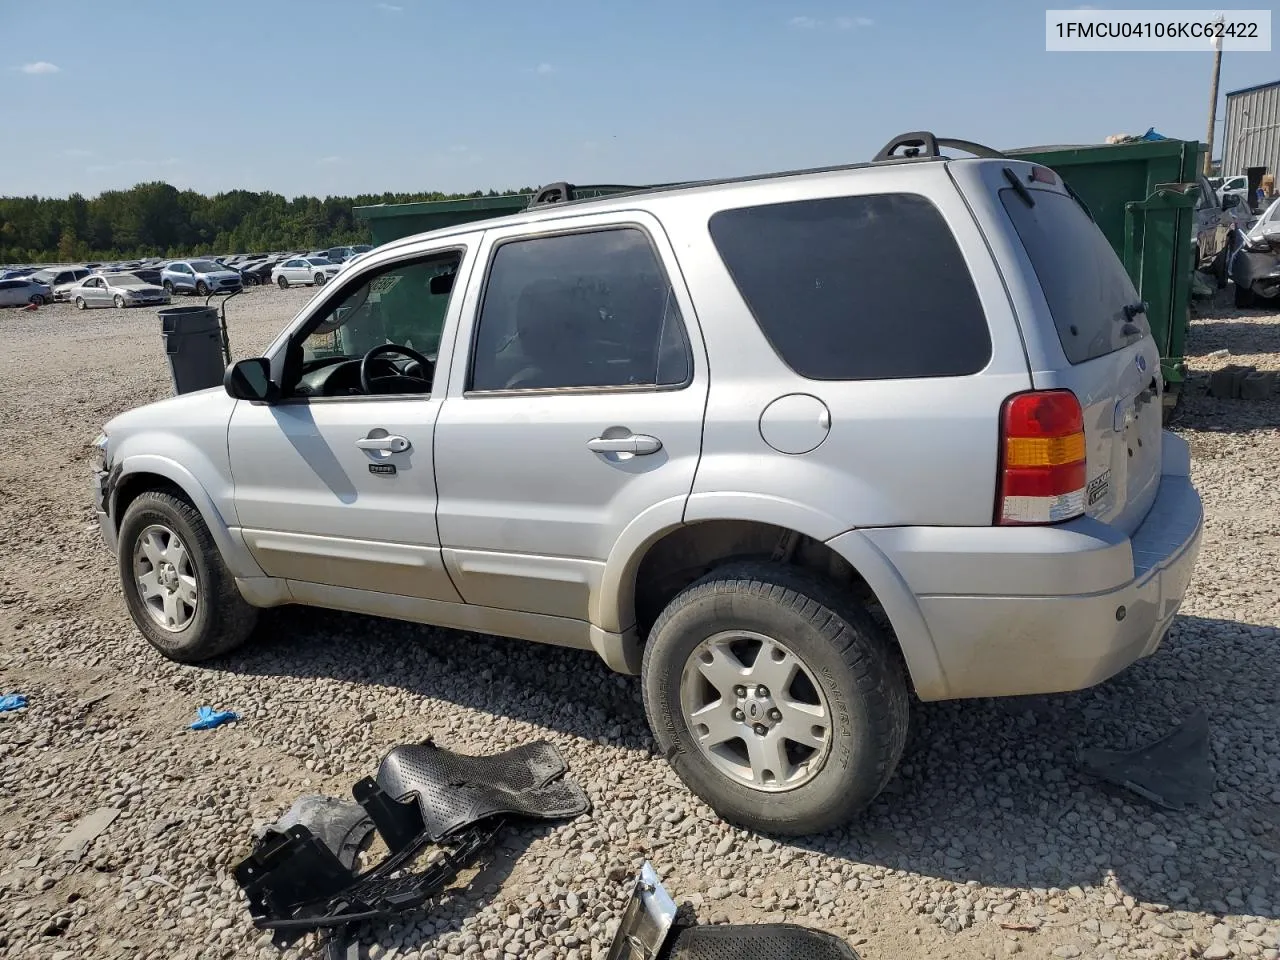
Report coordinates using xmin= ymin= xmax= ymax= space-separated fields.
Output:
xmin=1087 ymin=469 xmax=1111 ymax=506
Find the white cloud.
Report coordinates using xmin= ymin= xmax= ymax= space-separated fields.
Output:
xmin=375 ymin=3 xmax=403 ymax=10
xmin=793 ymin=15 xmax=873 ymax=30
xmin=316 ymin=155 xmax=346 ymax=165
xmin=535 ymin=62 xmax=555 ymax=75
xmin=18 ymin=61 xmax=60 ymax=75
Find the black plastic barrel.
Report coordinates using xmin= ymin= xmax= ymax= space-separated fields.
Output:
xmin=159 ymin=306 xmax=225 ymax=395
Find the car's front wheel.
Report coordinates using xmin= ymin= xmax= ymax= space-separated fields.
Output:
xmin=162 ymin=280 xmax=174 ymax=295
xmin=113 ymin=294 xmax=126 ymax=309
xmin=117 ymin=491 xmax=258 ymax=663
xmin=642 ymin=561 xmax=909 ymax=835
xmin=314 ymin=273 xmax=326 ymax=286
xmin=74 ymin=296 xmax=86 ymax=310
xmin=277 ymin=275 xmax=289 ymax=289
xmin=195 ymin=281 xmax=210 ymax=297
xmin=28 ymin=294 xmax=46 ymax=306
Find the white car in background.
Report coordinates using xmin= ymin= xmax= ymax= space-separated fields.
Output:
xmin=272 ymin=257 xmax=341 ymax=288
xmin=0 ymin=277 xmax=52 ymax=307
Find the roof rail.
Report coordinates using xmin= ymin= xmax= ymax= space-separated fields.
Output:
xmin=526 ymin=182 xmax=652 ymax=207
xmin=873 ymin=131 xmax=1006 ymax=162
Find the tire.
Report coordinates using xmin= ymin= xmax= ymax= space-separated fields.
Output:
xmin=162 ymin=280 xmax=174 ymax=295
xmin=117 ymin=490 xmax=257 ymax=663
xmin=642 ymin=561 xmax=909 ymax=836
xmin=314 ymin=273 xmax=326 ymax=286
xmin=1235 ymin=282 xmax=1256 ymax=308
xmin=29 ymin=294 xmax=46 ymax=306
xmin=277 ymin=275 xmax=289 ymax=289
xmin=113 ymin=294 xmax=126 ymax=309
xmin=195 ymin=281 xmax=209 ymax=297
xmin=74 ymin=296 xmax=86 ymax=310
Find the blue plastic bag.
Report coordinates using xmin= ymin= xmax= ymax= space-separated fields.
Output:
xmin=0 ymin=694 xmax=27 ymax=713
xmin=190 ymin=706 xmax=238 ymax=730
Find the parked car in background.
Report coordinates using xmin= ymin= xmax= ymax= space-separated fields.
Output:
xmin=272 ymin=256 xmax=340 ymax=288
xmin=161 ymin=259 xmax=243 ymax=296
xmin=237 ymin=258 xmax=281 ymax=286
xmin=31 ymin=267 xmax=91 ymax=295
xmin=1193 ymin=174 xmax=1247 ymax=285
xmin=1217 ymin=174 xmax=1251 ymax=209
xmin=323 ymin=245 xmax=371 ymax=263
xmin=1230 ymin=196 xmax=1280 ymax=307
xmin=71 ymin=273 xmax=171 ymax=309
xmin=0 ymin=278 xmax=52 ymax=306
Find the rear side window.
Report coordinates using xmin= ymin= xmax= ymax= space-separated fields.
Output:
xmin=708 ymin=194 xmax=990 ymax=380
xmin=1000 ymin=189 xmax=1147 ymax=365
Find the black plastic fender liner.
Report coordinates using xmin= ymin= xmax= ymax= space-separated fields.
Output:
xmin=666 ymin=924 xmax=862 ymax=960
xmin=375 ymin=740 xmax=590 ymax=841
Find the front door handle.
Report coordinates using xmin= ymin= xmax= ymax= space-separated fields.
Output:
xmin=587 ymin=434 xmax=663 ymax=455
xmin=356 ymin=434 xmax=411 ymax=453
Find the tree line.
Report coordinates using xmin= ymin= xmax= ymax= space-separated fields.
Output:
xmin=0 ymin=181 xmax=534 ymax=264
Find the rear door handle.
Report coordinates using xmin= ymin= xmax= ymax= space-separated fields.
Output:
xmin=356 ymin=434 xmax=411 ymax=453
xmin=587 ymin=434 xmax=663 ymax=455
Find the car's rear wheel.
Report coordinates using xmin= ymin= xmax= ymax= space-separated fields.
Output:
xmin=117 ymin=491 xmax=257 ymax=663
xmin=195 ymin=281 xmax=209 ymax=297
xmin=162 ymin=280 xmax=174 ymax=295
xmin=28 ymin=294 xmax=46 ymax=306
xmin=74 ymin=296 xmax=86 ymax=310
xmin=314 ymin=273 xmax=326 ymax=286
xmin=642 ymin=561 xmax=909 ymax=835
xmin=277 ymin=275 xmax=289 ymax=289
xmin=113 ymin=294 xmax=126 ymax=309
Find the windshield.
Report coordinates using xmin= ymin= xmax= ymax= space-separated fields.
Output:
xmin=307 ymin=258 xmax=332 ymax=266
xmin=190 ymin=260 xmax=223 ymax=272
xmin=105 ymin=274 xmax=146 ymax=287
xmin=300 ymin=253 xmax=461 ymax=366
xmin=1002 ymin=188 xmax=1147 ymax=365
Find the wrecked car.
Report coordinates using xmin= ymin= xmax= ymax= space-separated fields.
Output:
xmin=1230 ymin=197 xmax=1280 ymax=307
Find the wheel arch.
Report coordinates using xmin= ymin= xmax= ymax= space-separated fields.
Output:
xmin=112 ymin=457 xmax=264 ymax=579
xmin=604 ymin=511 xmax=947 ymax=699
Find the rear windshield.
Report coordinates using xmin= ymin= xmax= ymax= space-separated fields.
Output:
xmin=709 ymin=193 xmax=991 ymax=381
xmin=1001 ymin=188 xmax=1147 ymax=364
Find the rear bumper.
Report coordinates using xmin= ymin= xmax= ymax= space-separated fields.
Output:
xmin=864 ymin=433 xmax=1203 ymax=700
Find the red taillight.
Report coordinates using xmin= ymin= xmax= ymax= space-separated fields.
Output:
xmin=997 ymin=390 xmax=1086 ymax=525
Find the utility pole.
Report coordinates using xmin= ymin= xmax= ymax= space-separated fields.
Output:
xmin=1204 ymin=21 xmax=1223 ymax=175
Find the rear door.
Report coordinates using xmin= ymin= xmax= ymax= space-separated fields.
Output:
xmin=957 ymin=161 xmax=1162 ymax=533
xmin=433 ymin=212 xmax=707 ymax=622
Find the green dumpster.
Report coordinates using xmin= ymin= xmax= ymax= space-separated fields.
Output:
xmin=1010 ymin=139 xmax=1204 ymax=406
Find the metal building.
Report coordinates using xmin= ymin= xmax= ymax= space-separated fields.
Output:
xmin=1221 ymin=79 xmax=1280 ymax=186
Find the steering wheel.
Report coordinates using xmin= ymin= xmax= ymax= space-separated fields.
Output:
xmin=359 ymin=343 xmax=434 ymax=395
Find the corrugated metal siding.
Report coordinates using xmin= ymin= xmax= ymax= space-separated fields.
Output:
xmin=1222 ymin=81 xmax=1280 ymax=176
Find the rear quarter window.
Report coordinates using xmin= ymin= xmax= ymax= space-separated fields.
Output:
xmin=1000 ymin=188 xmax=1147 ymax=365
xmin=708 ymin=193 xmax=991 ymax=380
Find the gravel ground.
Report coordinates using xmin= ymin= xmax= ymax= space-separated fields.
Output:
xmin=0 ymin=285 xmax=1277 ymax=960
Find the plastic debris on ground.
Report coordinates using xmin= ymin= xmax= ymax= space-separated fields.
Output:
xmin=1080 ymin=709 xmax=1215 ymax=810
xmin=190 ymin=706 xmax=239 ymax=730
xmin=0 ymin=693 xmax=28 ymax=712
xmin=58 ymin=807 xmax=121 ymax=862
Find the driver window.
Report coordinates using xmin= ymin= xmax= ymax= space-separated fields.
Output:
xmin=290 ymin=249 xmax=463 ymax=398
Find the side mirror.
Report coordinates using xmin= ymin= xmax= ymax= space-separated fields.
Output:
xmin=224 ymin=357 xmax=278 ymax=402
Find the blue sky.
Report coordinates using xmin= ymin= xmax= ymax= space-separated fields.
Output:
xmin=2 ymin=0 xmax=1276 ymax=199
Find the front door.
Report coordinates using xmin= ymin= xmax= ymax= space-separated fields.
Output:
xmin=434 ymin=212 xmax=708 ymax=624
xmin=227 ymin=241 xmax=478 ymax=601
xmin=84 ymin=277 xmax=107 ymax=306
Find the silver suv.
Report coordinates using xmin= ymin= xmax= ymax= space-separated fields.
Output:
xmin=92 ymin=138 xmax=1203 ymax=834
